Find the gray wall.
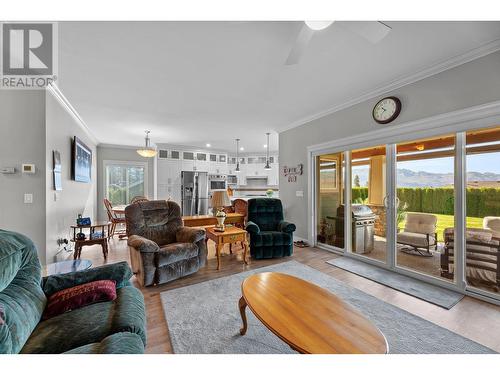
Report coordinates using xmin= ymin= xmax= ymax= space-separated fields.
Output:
xmin=0 ymin=90 xmax=47 ymax=263
xmin=45 ymin=90 xmax=97 ymax=263
xmin=279 ymin=51 xmax=500 ymax=239
xmin=96 ymin=145 xmax=155 ymax=221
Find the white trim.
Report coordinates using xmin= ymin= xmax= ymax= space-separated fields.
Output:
xmin=103 ymin=159 xmax=149 ymax=203
xmin=46 ymin=83 xmax=99 ymax=145
xmin=98 ymin=143 xmax=144 ymax=150
xmin=307 ymin=99 xmax=500 ymax=153
xmin=277 ymin=39 xmax=500 ymax=133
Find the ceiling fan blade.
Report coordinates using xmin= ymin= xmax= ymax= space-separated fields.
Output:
xmin=285 ymin=24 xmax=315 ymax=65
xmin=339 ymin=21 xmax=392 ymax=44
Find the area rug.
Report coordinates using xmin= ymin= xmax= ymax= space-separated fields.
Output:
xmin=160 ymin=261 xmax=494 ymax=354
xmin=326 ymin=257 xmax=463 ymax=309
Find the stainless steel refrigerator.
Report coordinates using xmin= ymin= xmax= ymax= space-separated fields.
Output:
xmin=181 ymin=171 xmax=209 ymax=215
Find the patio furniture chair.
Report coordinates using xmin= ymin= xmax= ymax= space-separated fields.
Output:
xmin=396 ymin=212 xmax=437 ymax=257
xmin=104 ymin=198 xmax=127 ymax=239
xmin=484 ymin=216 xmax=500 ymax=237
xmin=441 ymin=227 xmax=500 ymax=292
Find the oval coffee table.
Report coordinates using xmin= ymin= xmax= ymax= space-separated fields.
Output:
xmin=238 ymin=272 xmax=388 ymax=354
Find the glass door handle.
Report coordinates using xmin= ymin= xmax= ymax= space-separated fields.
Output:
xmin=383 ymin=195 xmax=389 ymax=209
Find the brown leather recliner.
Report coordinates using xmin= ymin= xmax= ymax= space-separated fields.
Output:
xmin=125 ymin=200 xmax=207 ymax=286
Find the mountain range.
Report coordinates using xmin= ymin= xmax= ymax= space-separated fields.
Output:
xmin=352 ymin=168 xmax=500 ymax=188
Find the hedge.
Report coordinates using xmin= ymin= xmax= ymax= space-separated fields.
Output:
xmin=350 ymin=187 xmax=500 ymax=217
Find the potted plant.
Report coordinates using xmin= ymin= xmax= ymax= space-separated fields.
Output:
xmin=396 ymin=201 xmax=408 ymax=232
xmin=266 ymin=189 xmax=274 ymax=198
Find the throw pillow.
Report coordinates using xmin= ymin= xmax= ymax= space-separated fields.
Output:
xmin=43 ymin=280 xmax=116 ymax=320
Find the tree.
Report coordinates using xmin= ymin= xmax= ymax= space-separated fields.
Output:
xmin=354 ymin=174 xmax=360 ymax=187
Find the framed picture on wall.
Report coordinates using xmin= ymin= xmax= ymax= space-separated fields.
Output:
xmin=72 ymin=136 xmax=92 ymax=183
xmin=53 ymin=150 xmax=62 ymax=191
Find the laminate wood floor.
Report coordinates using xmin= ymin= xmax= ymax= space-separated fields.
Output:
xmin=78 ymin=237 xmax=500 ymax=354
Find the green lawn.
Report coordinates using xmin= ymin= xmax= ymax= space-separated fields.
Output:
xmin=399 ymin=213 xmax=483 ymax=242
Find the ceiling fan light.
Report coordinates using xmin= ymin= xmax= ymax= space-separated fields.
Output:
xmin=304 ymin=21 xmax=334 ymax=31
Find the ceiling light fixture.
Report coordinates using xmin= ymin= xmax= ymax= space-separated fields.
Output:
xmin=264 ymin=132 xmax=271 ymax=170
xmin=416 ymin=144 xmax=425 ymax=151
xmin=235 ymin=138 xmax=241 ymax=173
xmin=240 ymin=147 xmax=244 ymax=151
xmin=206 ymin=143 xmax=211 ymax=147
xmin=136 ymin=130 xmax=157 ymax=158
xmin=304 ymin=21 xmax=334 ymax=31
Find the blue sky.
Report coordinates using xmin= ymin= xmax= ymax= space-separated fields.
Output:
xmin=398 ymin=152 xmax=500 ymax=174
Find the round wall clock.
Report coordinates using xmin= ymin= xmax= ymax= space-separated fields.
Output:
xmin=372 ymin=96 xmax=402 ymax=124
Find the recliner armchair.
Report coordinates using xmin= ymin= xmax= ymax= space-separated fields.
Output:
xmin=245 ymin=198 xmax=296 ymax=259
xmin=125 ymin=200 xmax=207 ymax=286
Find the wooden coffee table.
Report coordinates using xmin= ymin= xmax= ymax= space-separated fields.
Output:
xmin=205 ymin=226 xmax=249 ymax=270
xmin=238 ymin=272 xmax=388 ymax=354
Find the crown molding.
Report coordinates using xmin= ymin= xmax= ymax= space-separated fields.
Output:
xmin=277 ymin=38 xmax=500 ymax=134
xmin=46 ymin=83 xmax=99 ymax=145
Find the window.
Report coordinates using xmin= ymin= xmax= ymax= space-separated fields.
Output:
xmin=210 ymin=154 xmax=217 ymax=162
xmin=218 ymin=155 xmax=227 ymax=163
xmin=197 ymin=153 xmax=207 ymax=161
xmin=105 ymin=162 xmax=147 ymax=205
xmin=247 ymin=157 xmax=257 ymax=164
xmin=170 ymin=150 xmax=180 ymax=159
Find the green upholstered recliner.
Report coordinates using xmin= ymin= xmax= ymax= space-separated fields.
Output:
xmin=245 ymin=198 xmax=296 ymax=259
xmin=0 ymin=229 xmax=146 ymax=354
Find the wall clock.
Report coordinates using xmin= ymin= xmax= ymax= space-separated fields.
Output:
xmin=372 ymin=96 xmax=401 ymax=124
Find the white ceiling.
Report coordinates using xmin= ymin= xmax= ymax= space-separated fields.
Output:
xmin=57 ymin=21 xmax=500 ymax=152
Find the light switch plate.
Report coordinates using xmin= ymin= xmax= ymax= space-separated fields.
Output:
xmin=24 ymin=193 xmax=33 ymax=204
xmin=296 ymin=190 xmax=304 ymax=197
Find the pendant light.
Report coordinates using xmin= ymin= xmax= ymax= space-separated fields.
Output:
xmin=264 ymin=132 xmax=271 ymax=170
xmin=235 ymin=138 xmax=241 ymax=173
xmin=136 ymin=130 xmax=157 ymax=158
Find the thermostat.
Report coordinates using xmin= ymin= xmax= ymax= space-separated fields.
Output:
xmin=22 ymin=164 xmax=36 ymax=174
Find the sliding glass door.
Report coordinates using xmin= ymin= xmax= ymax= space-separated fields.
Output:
xmin=314 ymin=124 xmax=500 ymax=301
xmin=464 ymin=126 xmax=500 ymax=297
xmin=394 ymin=134 xmax=456 ymax=282
xmin=316 ymin=152 xmax=345 ymax=250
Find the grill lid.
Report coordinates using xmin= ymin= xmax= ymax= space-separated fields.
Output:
xmin=337 ymin=204 xmax=375 ymax=219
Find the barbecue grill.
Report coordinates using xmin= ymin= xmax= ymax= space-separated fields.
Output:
xmin=336 ymin=204 xmax=376 ymax=254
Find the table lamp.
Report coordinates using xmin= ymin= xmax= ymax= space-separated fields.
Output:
xmin=211 ymin=190 xmax=231 ymax=232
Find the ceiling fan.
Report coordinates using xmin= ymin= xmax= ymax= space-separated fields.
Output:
xmin=285 ymin=21 xmax=392 ymax=65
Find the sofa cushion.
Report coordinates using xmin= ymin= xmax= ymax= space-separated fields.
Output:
xmin=21 ymin=285 xmax=146 ymax=354
xmin=0 ymin=230 xmax=46 ymax=354
xmin=43 ymin=280 xmax=117 ymax=320
xmin=63 ymin=332 xmax=144 ymax=354
xmin=397 ymin=231 xmax=436 ymax=247
xmin=156 ymin=242 xmax=198 ymax=267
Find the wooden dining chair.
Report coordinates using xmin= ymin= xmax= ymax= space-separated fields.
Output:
xmin=104 ymin=198 xmax=127 ymax=239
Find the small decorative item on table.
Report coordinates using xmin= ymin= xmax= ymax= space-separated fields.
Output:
xmin=266 ymin=189 xmax=274 ymax=198
xmin=211 ymin=190 xmax=231 ymax=232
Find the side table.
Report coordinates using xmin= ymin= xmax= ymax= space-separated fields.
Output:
xmin=205 ymin=226 xmax=249 ymax=270
xmin=70 ymin=221 xmax=111 ymax=259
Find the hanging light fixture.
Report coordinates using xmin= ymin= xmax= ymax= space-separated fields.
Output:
xmin=136 ymin=130 xmax=157 ymax=158
xmin=235 ymin=138 xmax=241 ymax=173
xmin=264 ymin=132 xmax=271 ymax=170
